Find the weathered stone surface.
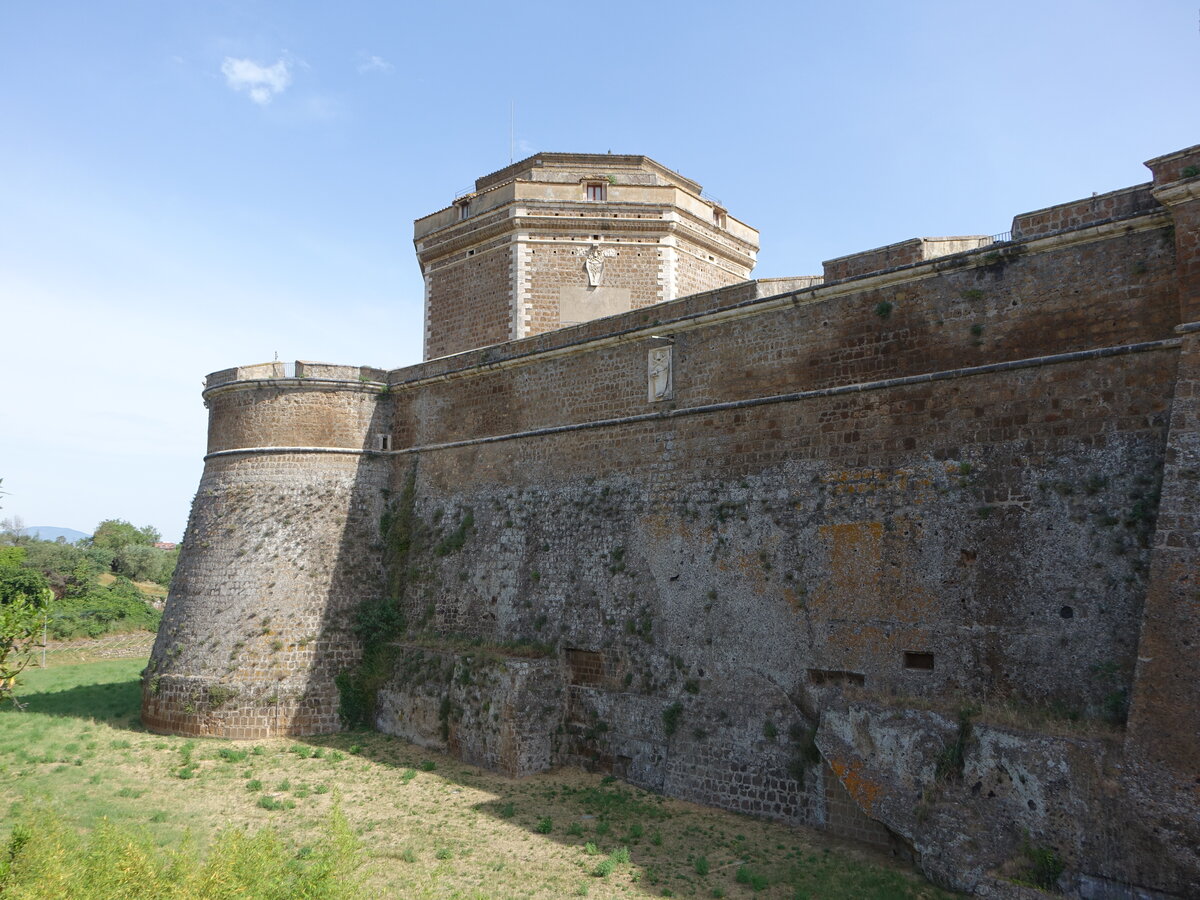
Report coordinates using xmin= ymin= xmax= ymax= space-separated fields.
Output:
xmin=375 ymin=644 xmax=562 ymax=777
xmin=147 ymin=144 xmax=1200 ymax=897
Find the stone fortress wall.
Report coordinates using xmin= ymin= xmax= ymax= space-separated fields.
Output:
xmin=145 ymin=146 xmax=1200 ymax=897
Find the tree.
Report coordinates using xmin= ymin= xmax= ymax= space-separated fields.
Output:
xmin=90 ymin=519 xmax=160 ymax=554
xmin=0 ymin=547 xmax=52 ymax=708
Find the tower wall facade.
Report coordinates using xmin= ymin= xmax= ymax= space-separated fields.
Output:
xmin=416 ymin=153 xmax=759 ymax=360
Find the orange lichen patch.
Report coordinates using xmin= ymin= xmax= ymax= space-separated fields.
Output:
xmin=830 ymin=757 xmax=885 ymax=815
xmin=640 ymin=512 xmax=696 ymax=543
xmin=782 ymin=586 xmax=806 ymax=613
xmin=810 ymin=522 xmax=883 ymax=613
xmin=732 ymin=539 xmax=780 ymax=595
xmin=824 ymin=623 xmax=888 ymax=661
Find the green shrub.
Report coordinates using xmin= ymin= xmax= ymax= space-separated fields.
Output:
xmin=535 ymin=817 xmax=553 ymax=834
xmin=662 ymin=702 xmax=683 ymax=736
xmin=1022 ymin=836 xmax=1064 ymax=889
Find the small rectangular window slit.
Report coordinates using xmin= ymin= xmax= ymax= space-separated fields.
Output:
xmin=376 ymin=434 xmax=391 ymax=452
xmin=904 ymin=651 xmax=934 ymax=671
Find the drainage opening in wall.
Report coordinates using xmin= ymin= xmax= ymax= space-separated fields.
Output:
xmin=808 ymin=669 xmax=865 ymax=686
xmin=904 ymin=652 xmax=934 ymax=671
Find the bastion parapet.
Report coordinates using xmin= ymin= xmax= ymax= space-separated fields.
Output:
xmin=146 ymin=145 xmax=1200 ymax=897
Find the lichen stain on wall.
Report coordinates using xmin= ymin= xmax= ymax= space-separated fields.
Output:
xmin=829 ymin=757 xmax=885 ymax=815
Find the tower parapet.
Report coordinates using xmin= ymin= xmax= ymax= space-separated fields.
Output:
xmin=142 ymin=363 xmax=390 ymax=738
xmin=415 ymin=153 xmax=759 ymax=360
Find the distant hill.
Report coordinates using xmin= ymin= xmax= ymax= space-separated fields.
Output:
xmin=20 ymin=526 xmax=91 ymax=543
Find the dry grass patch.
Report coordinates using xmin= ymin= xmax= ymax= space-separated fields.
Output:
xmin=1 ymin=658 xmax=954 ymax=898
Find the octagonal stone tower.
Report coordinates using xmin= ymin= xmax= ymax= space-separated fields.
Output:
xmin=415 ymin=153 xmax=759 ymax=360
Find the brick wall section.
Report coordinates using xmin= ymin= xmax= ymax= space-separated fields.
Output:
xmin=424 ymin=238 xmax=515 ymax=360
xmin=1148 ymin=147 xmax=1200 ymax=324
xmin=1010 ymin=184 xmax=1159 ymax=240
xmin=824 ymin=239 xmax=927 ymax=282
xmin=673 ymin=236 xmax=748 ymax=298
xmin=206 ymin=384 xmax=387 ymax=452
xmin=1123 ymin=335 xmax=1200 ymax=887
xmin=391 ymin=223 xmax=1177 ymax=450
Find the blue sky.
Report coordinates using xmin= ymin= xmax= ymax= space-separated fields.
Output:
xmin=1 ymin=1 xmax=1196 ymax=540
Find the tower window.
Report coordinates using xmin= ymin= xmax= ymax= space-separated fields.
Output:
xmin=376 ymin=434 xmax=392 ymax=451
xmin=586 ymin=182 xmax=607 ymax=202
xmin=713 ymin=208 xmax=727 ymax=228
xmin=456 ymin=199 xmax=470 ymax=220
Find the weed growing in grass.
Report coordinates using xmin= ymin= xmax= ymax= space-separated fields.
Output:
xmin=695 ymin=855 xmax=710 ymax=875
xmin=257 ymin=795 xmax=295 ymax=811
xmin=400 ymin=848 xmax=417 ymax=863
xmin=567 ymin=822 xmax=584 ymax=837
xmin=535 ymin=816 xmax=553 ymax=834
xmin=583 ymin=842 xmax=599 ymax=856
xmin=592 ymin=858 xmax=615 ymax=877
xmin=435 ymin=847 xmax=453 ymax=860
xmin=218 ymin=747 xmax=249 ymax=763
xmin=0 ymin=804 xmax=361 ymax=897
xmin=246 ymin=779 xmax=263 ymax=792
xmin=400 ymin=767 xmax=417 ymax=784
xmin=314 ymin=783 xmax=330 ymax=794
xmin=499 ymin=802 xmax=515 ymax=818
xmin=419 ymin=759 xmax=436 ymax=771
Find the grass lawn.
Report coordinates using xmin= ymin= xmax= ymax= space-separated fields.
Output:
xmin=0 ymin=659 xmax=955 ymax=898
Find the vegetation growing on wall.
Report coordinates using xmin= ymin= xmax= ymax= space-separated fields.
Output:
xmin=336 ymin=467 xmax=417 ymax=728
